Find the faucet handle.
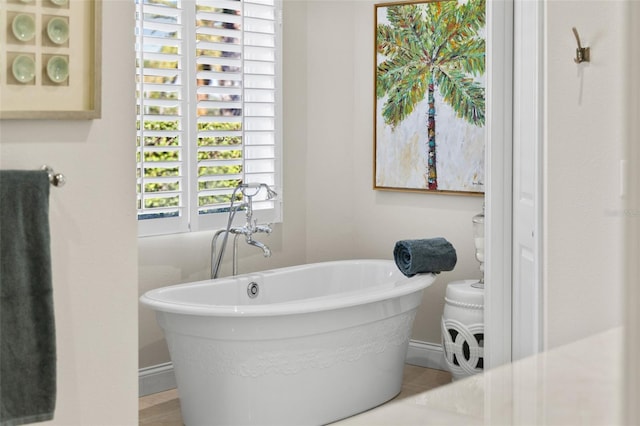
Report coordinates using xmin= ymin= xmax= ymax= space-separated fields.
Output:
xmin=255 ymin=223 xmax=272 ymax=234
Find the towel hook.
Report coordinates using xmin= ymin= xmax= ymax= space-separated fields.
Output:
xmin=572 ymin=27 xmax=590 ymax=63
xmin=41 ymin=165 xmax=66 ymax=187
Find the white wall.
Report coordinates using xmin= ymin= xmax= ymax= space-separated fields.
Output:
xmin=624 ymin=2 xmax=640 ymax=422
xmin=544 ymin=0 xmax=626 ymax=349
xmin=138 ymin=0 xmax=483 ymax=369
xmin=0 ymin=0 xmax=138 ymax=424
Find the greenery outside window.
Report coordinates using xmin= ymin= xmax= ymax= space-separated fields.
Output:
xmin=135 ymin=0 xmax=282 ymax=236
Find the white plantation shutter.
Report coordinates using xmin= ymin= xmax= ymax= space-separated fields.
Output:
xmin=136 ymin=0 xmax=188 ymax=234
xmin=239 ymin=0 xmax=279 ymax=216
xmin=136 ymin=0 xmax=281 ymax=236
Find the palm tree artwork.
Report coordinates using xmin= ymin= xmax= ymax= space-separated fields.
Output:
xmin=375 ymin=0 xmax=485 ymax=192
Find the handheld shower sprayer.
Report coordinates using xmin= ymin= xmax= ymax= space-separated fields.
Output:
xmin=236 ymin=182 xmax=278 ymax=200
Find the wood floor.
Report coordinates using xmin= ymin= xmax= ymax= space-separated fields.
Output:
xmin=139 ymin=364 xmax=451 ymax=425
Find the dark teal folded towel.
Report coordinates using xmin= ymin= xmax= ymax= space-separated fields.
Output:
xmin=393 ymin=238 xmax=457 ymax=277
xmin=0 ymin=170 xmax=56 ymax=426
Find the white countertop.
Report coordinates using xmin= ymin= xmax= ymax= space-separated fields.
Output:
xmin=338 ymin=327 xmax=623 ymax=425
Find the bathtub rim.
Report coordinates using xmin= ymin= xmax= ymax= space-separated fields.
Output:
xmin=140 ymin=259 xmax=436 ymax=318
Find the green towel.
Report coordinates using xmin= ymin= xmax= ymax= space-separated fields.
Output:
xmin=0 ymin=171 xmax=56 ymax=426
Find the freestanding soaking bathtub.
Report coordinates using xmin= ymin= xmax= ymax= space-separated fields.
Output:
xmin=140 ymin=259 xmax=436 ymax=425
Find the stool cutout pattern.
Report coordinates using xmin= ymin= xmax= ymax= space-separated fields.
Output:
xmin=441 ymin=317 xmax=484 ymax=379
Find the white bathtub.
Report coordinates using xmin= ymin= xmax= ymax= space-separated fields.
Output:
xmin=140 ymin=259 xmax=436 ymax=426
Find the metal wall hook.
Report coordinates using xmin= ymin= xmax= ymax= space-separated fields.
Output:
xmin=572 ymin=27 xmax=590 ymax=63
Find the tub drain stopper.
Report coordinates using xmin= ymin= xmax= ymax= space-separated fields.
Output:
xmin=247 ymin=282 xmax=259 ymax=298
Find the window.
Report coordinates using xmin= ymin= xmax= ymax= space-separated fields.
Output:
xmin=136 ymin=0 xmax=282 ymax=236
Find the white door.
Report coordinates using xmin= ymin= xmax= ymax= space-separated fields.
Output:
xmin=511 ymin=0 xmax=543 ymax=361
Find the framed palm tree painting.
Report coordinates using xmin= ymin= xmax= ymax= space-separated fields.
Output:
xmin=374 ymin=0 xmax=485 ymax=194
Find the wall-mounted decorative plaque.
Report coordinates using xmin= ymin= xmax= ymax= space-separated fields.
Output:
xmin=0 ymin=0 xmax=101 ymax=119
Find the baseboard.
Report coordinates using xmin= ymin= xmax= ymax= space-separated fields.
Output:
xmin=406 ymin=339 xmax=448 ymax=371
xmin=139 ymin=362 xmax=176 ymax=397
xmin=139 ymin=341 xmax=447 ymax=397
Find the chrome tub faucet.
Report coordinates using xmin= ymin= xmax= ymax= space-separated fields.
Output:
xmin=210 ymin=183 xmax=278 ymax=278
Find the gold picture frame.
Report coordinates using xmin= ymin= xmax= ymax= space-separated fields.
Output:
xmin=0 ymin=0 xmax=101 ymax=119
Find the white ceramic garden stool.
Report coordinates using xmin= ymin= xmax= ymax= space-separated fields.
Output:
xmin=441 ymin=279 xmax=484 ymax=380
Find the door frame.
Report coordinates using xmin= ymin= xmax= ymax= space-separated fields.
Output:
xmin=485 ymin=0 xmax=544 ymax=368
xmin=485 ymin=0 xmax=513 ymax=369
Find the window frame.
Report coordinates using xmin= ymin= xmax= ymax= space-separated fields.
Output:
xmin=136 ymin=0 xmax=283 ymax=237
